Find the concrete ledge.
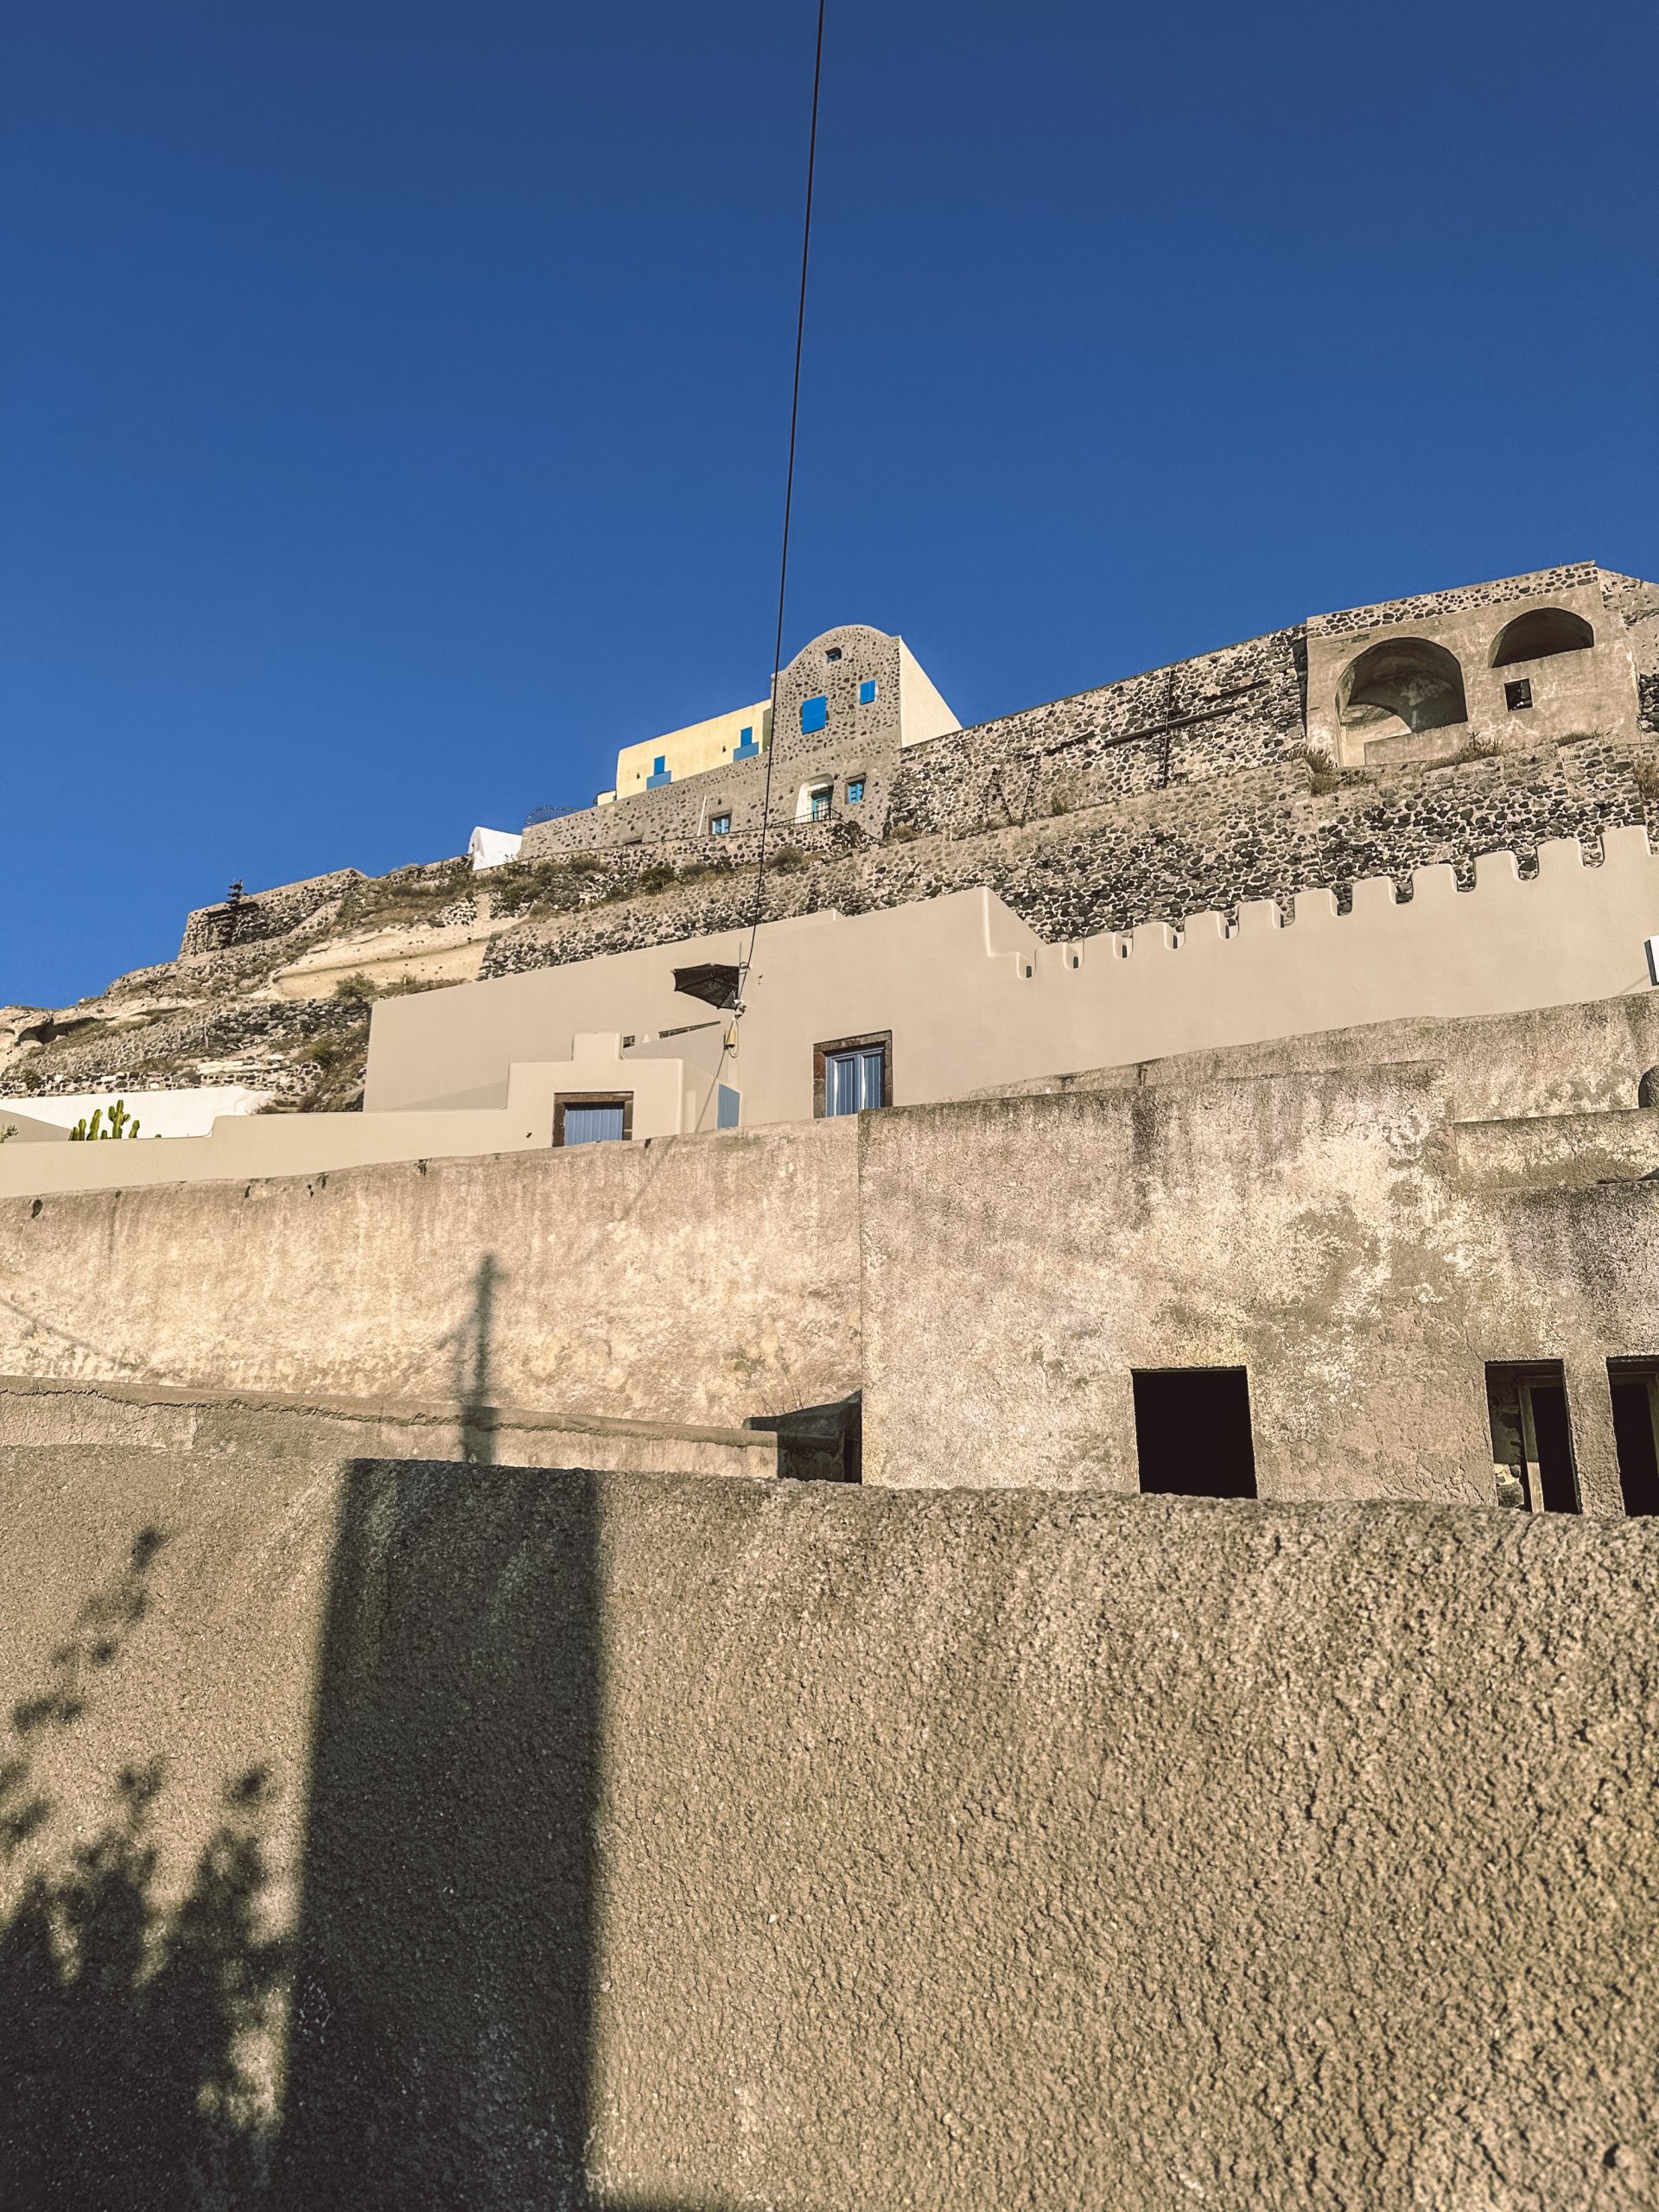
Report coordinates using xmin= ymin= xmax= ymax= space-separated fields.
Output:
xmin=0 ymin=1371 xmax=779 ymax=1479
xmin=1456 ymin=1107 xmax=1659 ymax=1192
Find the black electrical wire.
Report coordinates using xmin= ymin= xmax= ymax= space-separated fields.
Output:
xmin=734 ymin=0 xmax=827 ymax=1015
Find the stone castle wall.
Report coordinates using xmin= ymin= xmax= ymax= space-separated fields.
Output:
xmin=141 ymin=564 xmax=1659 ymax=1021
xmin=504 ymin=564 xmax=1655 ymax=957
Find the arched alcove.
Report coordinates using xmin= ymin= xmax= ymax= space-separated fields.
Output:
xmin=1337 ymin=637 xmax=1468 ymax=737
xmin=1638 ymin=1067 xmax=1659 ymax=1109
xmin=1491 ymin=607 xmax=1595 ymax=666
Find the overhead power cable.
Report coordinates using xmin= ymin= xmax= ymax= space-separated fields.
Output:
xmin=734 ymin=0 xmax=828 ymax=1020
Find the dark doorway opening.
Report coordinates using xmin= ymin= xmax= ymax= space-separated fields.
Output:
xmin=747 ymin=1394 xmax=862 ymax=1483
xmin=1608 ymin=1362 xmax=1659 ymax=1516
xmin=1485 ymin=1362 xmax=1580 ymax=1513
xmin=1132 ymin=1369 xmax=1257 ymax=1498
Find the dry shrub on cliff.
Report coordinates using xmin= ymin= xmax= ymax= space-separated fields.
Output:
xmin=1294 ymin=743 xmax=1339 ymax=796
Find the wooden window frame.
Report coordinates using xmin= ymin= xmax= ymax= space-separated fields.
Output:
xmin=553 ymin=1091 xmax=634 ymax=1147
xmin=812 ymin=1031 xmax=893 ymax=1120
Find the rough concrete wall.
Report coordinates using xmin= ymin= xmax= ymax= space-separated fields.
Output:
xmin=3 ymin=1448 xmax=1656 ymax=2209
xmin=857 ymin=1069 xmax=1659 ymax=1510
xmin=8 ymin=1052 xmax=1659 ymax=1510
xmin=0 ymin=1121 xmax=861 ymax=1427
xmin=0 ymin=1372 xmax=779 ymax=1478
xmin=978 ymin=979 xmax=1659 ymax=1125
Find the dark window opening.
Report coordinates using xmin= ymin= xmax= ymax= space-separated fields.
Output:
xmin=747 ymin=1393 xmax=861 ymax=1482
xmin=814 ymin=1032 xmax=892 ymax=1118
xmin=1132 ymin=1368 xmax=1258 ymax=1498
xmin=1608 ymin=1362 xmax=1659 ymax=1515
xmin=824 ymin=646 xmax=842 ymax=662
xmin=1637 ymin=1067 xmax=1659 ymax=1109
xmin=553 ymin=1093 xmax=632 ymax=1147
xmin=1485 ymin=1362 xmax=1580 ymax=1512
xmin=1504 ymin=677 xmax=1533 ymax=711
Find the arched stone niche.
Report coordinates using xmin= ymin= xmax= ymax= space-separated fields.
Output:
xmin=1336 ymin=637 xmax=1469 ymax=762
xmin=1491 ymin=607 xmax=1595 ymax=666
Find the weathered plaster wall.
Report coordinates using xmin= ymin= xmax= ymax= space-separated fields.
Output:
xmin=3 ymin=1449 xmax=1656 ymax=2208
xmin=0 ymin=1120 xmax=862 ymax=1427
xmin=987 ymin=984 xmax=1659 ymax=1124
xmin=0 ymin=1371 xmax=779 ymax=1477
xmin=6 ymin=1048 xmax=1659 ymax=1510
xmin=858 ymin=1071 xmax=1651 ymax=1506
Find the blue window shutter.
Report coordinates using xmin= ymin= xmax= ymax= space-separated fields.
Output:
xmin=801 ymin=694 xmax=828 ymax=734
xmin=716 ymin=1085 xmax=741 ymax=1129
xmin=561 ymin=1103 xmax=627 ymax=1146
xmin=859 ymin=679 xmax=877 ymax=706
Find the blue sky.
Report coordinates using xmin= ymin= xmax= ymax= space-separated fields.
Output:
xmin=3 ymin=0 xmax=1656 ymax=1006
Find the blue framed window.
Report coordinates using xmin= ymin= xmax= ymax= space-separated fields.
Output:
xmin=733 ymin=725 xmax=760 ymax=760
xmin=808 ymin=785 xmax=832 ymax=822
xmin=709 ymin=811 xmax=731 ymax=836
xmin=645 ymin=753 xmax=672 ymax=790
xmin=858 ymin=679 xmax=877 ymax=706
xmin=801 ymin=694 xmax=828 ymax=734
xmin=846 ymin=777 xmax=865 ymax=804
xmin=818 ymin=1033 xmax=889 ymax=1118
xmin=716 ymin=1085 xmax=741 ymax=1129
xmin=556 ymin=1094 xmax=632 ymax=1146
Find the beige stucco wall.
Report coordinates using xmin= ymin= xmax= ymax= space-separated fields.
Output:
xmin=2 ymin=1447 xmax=1654 ymax=2207
xmin=4 ymin=1049 xmax=1659 ymax=1511
xmin=0 ymin=1037 xmax=712 ymax=1199
xmin=612 ymin=697 xmax=772 ymax=797
xmin=857 ymin=1067 xmax=1659 ymax=1508
xmin=897 ymin=635 xmax=961 ymax=746
xmin=365 ymin=825 xmax=1659 ymax=1132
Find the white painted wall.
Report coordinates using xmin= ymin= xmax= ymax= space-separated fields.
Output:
xmin=4 ymin=1085 xmax=273 ymax=1137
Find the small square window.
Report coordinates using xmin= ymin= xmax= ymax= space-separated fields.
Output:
xmin=1504 ymin=678 xmax=1533 ymax=711
xmin=555 ymin=1093 xmax=633 ymax=1147
xmin=858 ymin=679 xmax=877 ymax=706
xmin=809 ymin=785 xmax=832 ymax=822
xmin=824 ymin=646 xmax=842 ymax=662
xmin=816 ymin=1032 xmax=891 ymax=1118
xmin=801 ymin=694 xmax=828 ymax=734
xmin=709 ymin=812 xmax=731 ymax=836
xmin=846 ymin=778 xmax=865 ymax=804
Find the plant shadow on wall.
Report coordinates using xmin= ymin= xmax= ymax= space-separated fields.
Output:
xmin=0 ymin=1526 xmax=288 ymax=2209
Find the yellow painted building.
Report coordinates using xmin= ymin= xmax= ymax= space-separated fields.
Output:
xmin=602 ymin=700 xmax=773 ymax=804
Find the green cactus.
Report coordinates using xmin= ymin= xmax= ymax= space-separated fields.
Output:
xmin=67 ymin=1099 xmax=142 ymax=1142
